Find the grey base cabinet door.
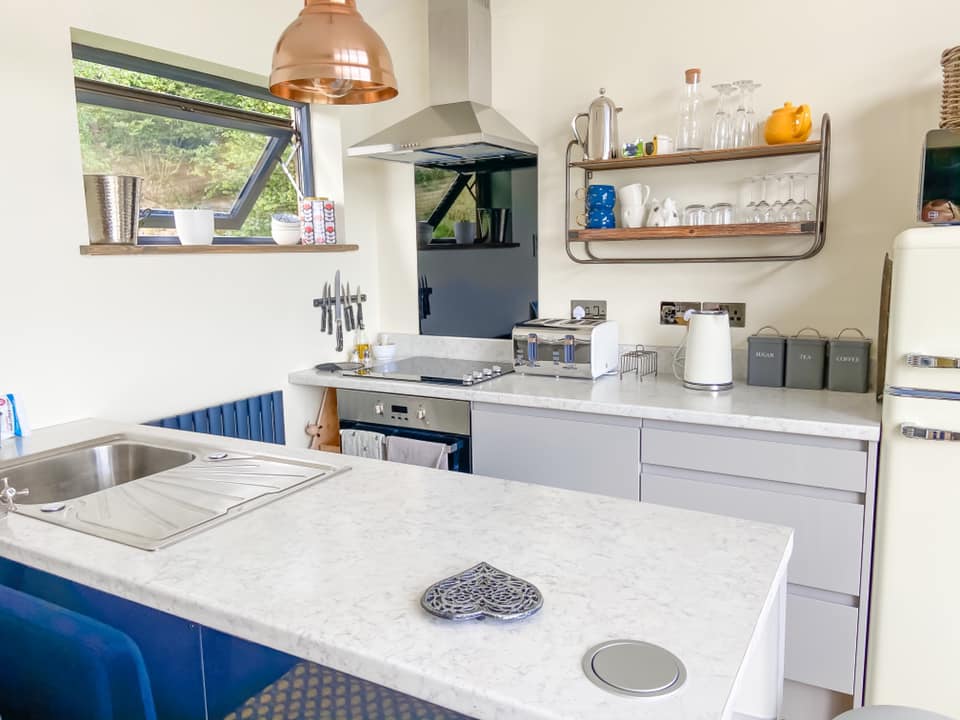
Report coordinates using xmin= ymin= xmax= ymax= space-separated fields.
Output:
xmin=640 ymin=419 xmax=877 ymax=708
xmin=471 ymin=403 xmax=641 ymax=500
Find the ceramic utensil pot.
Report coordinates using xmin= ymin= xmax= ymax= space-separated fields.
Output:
xmin=82 ymin=174 xmax=149 ymax=245
xmin=572 ymin=88 xmax=622 ymax=161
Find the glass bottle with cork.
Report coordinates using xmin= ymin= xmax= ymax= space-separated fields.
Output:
xmin=677 ymin=68 xmax=704 ymax=151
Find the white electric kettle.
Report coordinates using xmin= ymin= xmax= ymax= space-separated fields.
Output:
xmin=674 ymin=309 xmax=733 ymax=391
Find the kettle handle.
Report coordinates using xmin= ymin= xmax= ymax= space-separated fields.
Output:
xmin=571 ymin=113 xmax=589 ymax=149
xmin=793 ymin=104 xmax=812 ymax=139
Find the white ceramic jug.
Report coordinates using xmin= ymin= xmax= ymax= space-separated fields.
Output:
xmin=618 ymin=183 xmax=651 ymax=228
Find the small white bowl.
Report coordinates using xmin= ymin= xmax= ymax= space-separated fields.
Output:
xmin=372 ymin=344 xmax=398 ymax=361
xmin=271 ymin=225 xmax=302 ymax=246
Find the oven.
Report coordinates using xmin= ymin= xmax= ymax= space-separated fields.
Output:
xmin=336 ymin=389 xmax=472 ymax=473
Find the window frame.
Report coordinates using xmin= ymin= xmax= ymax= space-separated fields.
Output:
xmin=72 ymin=44 xmax=315 ymax=234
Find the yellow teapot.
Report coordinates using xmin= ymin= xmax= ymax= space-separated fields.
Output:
xmin=764 ymin=102 xmax=812 ymax=144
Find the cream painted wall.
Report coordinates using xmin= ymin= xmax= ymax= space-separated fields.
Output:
xmin=487 ymin=0 xmax=950 ymax=349
xmin=0 ymin=0 xmax=429 ymax=431
xmin=371 ymin=0 xmax=951 ymax=350
xmin=1 ymin=0 xmax=945 ymax=429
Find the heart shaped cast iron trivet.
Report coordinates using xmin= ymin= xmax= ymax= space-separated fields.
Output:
xmin=421 ymin=562 xmax=543 ymax=622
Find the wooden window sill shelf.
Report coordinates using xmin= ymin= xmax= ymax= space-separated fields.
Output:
xmin=80 ymin=244 xmax=359 ymax=256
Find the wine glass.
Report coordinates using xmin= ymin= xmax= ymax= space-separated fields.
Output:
xmin=710 ymin=83 xmax=736 ymax=150
xmin=754 ymin=175 xmax=772 ymax=223
xmin=740 ymin=176 xmax=758 ymax=223
xmin=791 ymin=173 xmax=816 ymax=221
xmin=732 ymin=80 xmax=761 ymax=148
xmin=768 ymin=175 xmax=786 ymax=222
xmin=780 ymin=174 xmax=799 ymax=221
xmin=733 ymin=80 xmax=760 ymax=147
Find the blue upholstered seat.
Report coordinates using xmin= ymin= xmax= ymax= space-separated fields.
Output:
xmin=0 ymin=583 xmax=157 ymax=720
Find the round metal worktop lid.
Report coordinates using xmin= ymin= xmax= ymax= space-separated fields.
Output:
xmin=582 ymin=640 xmax=687 ymax=697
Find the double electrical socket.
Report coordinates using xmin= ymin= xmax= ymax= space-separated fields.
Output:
xmin=660 ymin=301 xmax=746 ymax=328
xmin=570 ymin=300 xmax=607 ymax=321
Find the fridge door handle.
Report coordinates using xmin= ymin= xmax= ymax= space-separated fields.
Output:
xmin=906 ymin=354 xmax=960 ymax=369
xmin=901 ymin=424 xmax=960 ymax=441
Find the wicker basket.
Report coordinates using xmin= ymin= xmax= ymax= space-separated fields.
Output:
xmin=941 ymin=46 xmax=960 ymax=129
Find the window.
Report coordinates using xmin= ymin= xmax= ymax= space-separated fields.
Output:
xmin=72 ymin=45 xmax=314 ymax=239
xmin=415 ymin=168 xmax=478 ymax=240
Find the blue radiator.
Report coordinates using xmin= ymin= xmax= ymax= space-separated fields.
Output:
xmin=145 ymin=391 xmax=285 ymax=445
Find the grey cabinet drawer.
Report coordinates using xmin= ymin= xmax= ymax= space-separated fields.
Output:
xmin=785 ymin=593 xmax=858 ymax=694
xmin=472 ymin=404 xmax=640 ymax=500
xmin=642 ymin=427 xmax=867 ymax=493
xmin=642 ymin=473 xmax=864 ymax=595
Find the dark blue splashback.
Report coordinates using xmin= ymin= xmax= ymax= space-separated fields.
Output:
xmin=145 ymin=391 xmax=285 ymax=445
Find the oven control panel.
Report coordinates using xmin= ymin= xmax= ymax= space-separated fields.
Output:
xmin=375 ymin=401 xmax=428 ymax=423
xmin=337 ymin=389 xmax=471 ymax=435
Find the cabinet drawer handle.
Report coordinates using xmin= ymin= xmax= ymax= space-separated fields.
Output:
xmin=906 ymin=354 xmax=960 ymax=369
xmin=901 ymin=424 xmax=960 ymax=441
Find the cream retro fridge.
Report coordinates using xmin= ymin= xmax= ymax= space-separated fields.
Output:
xmin=867 ymin=226 xmax=960 ymax=716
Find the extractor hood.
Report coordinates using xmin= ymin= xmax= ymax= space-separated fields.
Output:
xmin=348 ymin=0 xmax=537 ymax=168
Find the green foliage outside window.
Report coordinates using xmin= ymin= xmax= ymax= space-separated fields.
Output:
xmin=414 ymin=167 xmax=477 ymax=239
xmin=74 ymin=60 xmax=299 ymax=237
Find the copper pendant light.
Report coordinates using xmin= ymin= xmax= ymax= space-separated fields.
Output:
xmin=270 ymin=0 xmax=398 ymax=105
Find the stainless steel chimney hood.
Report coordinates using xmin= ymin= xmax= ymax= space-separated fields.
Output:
xmin=348 ymin=0 xmax=537 ymax=168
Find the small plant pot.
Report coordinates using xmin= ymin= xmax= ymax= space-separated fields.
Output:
xmin=174 ymin=209 xmax=215 ymax=245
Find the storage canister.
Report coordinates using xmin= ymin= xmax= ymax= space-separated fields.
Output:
xmin=748 ymin=326 xmax=787 ymax=387
xmin=786 ymin=328 xmax=827 ymax=390
xmin=827 ymin=328 xmax=872 ymax=393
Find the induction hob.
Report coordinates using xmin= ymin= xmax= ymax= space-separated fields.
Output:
xmin=340 ymin=356 xmax=511 ymax=386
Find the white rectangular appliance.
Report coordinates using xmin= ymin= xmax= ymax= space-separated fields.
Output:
xmin=867 ymin=226 xmax=960 ymax=717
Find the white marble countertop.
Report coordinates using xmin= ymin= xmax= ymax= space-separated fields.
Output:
xmin=289 ymin=366 xmax=881 ymax=442
xmin=0 ymin=419 xmax=793 ymax=720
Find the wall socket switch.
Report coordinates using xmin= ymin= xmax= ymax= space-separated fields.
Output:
xmin=660 ymin=301 xmax=701 ymax=325
xmin=571 ymin=300 xmax=607 ymax=320
xmin=703 ymin=302 xmax=747 ymax=328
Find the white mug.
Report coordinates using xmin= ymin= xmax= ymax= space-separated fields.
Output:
xmin=618 ymin=183 xmax=650 ymax=208
xmin=621 ymin=204 xmax=647 ymax=228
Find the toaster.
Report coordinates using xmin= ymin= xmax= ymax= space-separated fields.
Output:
xmin=512 ymin=319 xmax=620 ymax=379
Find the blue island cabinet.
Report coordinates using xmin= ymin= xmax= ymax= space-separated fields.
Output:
xmin=0 ymin=557 xmax=296 ymax=720
xmin=0 ymin=557 xmax=476 ymax=720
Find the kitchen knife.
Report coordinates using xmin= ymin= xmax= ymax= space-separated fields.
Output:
xmin=345 ymin=282 xmax=355 ymax=331
xmin=321 ymin=282 xmax=328 ymax=334
xmin=356 ymin=285 xmax=364 ymax=330
xmin=327 ymin=284 xmax=333 ymax=335
xmin=334 ymin=271 xmax=343 ymax=352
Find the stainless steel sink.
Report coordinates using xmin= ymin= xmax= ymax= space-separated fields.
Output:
xmin=0 ymin=434 xmax=346 ymax=551
xmin=5 ymin=441 xmax=195 ymax=505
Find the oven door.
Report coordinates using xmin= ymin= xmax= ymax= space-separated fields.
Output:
xmin=338 ymin=420 xmax=472 ymax=473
